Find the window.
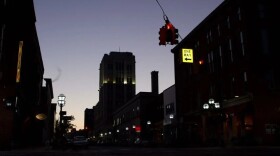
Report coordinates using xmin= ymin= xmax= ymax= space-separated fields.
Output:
xmin=237 ymin=7 xmax=242 ymax=21
xmin=208 ymin=51 xmax=214 ymax=73
xmin=115 ymin=62 xmax=124 ymax=71
xmin=209 ymin=30 xmax=212 ymax=43
xmin=165 ymin=103 xmax=174 ymax=115
xmin=244 ymin=72 xmax=247 ymax=82
xmin=127 ymin=64 xmax=132 ymax=73
xmin=206 ymin=30 xmax=212 ymax=44
xmin=206 ymin=33 xmax=209 ymax=44
xmin=258 ymin=4 xmax=265 ymax=19
xmin=240 ymin=31 xmax=245 ymax=56
xmin=219 ymin=46 xmax=223 ymax=68
xmin=227 ymin=16 xmax=231 ymax=29
xmin=217 ymin=24 xmax=221 ymax=36
xmin=261 ymin=29 xmax=269 ymax=54
xmin=108 ymin=64 xmax=113 ymax=70
xmin=265 ymin=124 xmax=277 ymax=135
xmin=0 ymin=25 xmax=5 ymax=61
xmin=0 ymin=25 xmax=3 ymax=81
xmin=229 ymin=39 xmax=233 ymax=62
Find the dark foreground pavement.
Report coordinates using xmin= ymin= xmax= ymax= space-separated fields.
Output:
xmin=1 ymin=146 xmax=280 ymax=156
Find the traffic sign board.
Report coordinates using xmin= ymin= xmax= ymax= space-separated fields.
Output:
xmin=181 ymin=49 xmax=193 ymax=63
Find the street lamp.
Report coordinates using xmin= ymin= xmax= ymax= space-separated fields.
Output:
xmin=203 ymin=98 xmax=220 ymax=110
xmin=58 ymin=94 xmax=66 ymax=125
xmin=202 ymin=98 xmax=222 ymax=145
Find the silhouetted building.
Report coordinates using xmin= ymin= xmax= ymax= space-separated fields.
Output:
xmin=162 ymin=85 xmax=177 ymax=145
xmin=84 ymin=108 xmax=94 ymax=131
xmin=112 ymin=71 xmax=163 ymax=145
xmin=94 ymin=52 xmax=136 ymax=138
xmin=0 ymin=0 xmax=52 ymax=149
xmin=151 ymin=71 xmax=159 ymax=94
xmin=39 ymin=78 xmax=55 ymax=145
xmin=172 ymin=0 xmax=279 ymax=146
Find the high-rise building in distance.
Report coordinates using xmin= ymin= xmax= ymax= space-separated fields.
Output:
xmin=96 ymin=51 xmax=136 ymax=132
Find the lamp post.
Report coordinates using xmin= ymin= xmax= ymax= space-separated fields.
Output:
xmin=146 ymin=120 xmax=152 ymax=143
xmin=169 ymin=114 xmax=177 ymax=143
xmin=202 ymin=98 xmax=222 ymax=146
xmin=57 ymin=94 xmax=66 ymax=125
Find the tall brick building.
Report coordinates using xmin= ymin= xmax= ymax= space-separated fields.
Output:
xmin=172 ymin=0 xmax=279 ymax=146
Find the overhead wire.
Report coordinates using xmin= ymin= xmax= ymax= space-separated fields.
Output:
xmin=155 ymin=0 xmax=183 ymax=40
xmin=156 ymin=0 xmax=168 ymax=22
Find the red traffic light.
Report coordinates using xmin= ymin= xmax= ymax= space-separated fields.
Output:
xmin=166 ymin=22 xmax=173 ymax=30
xmin=158 ymin=21 xmax=179 ymax=46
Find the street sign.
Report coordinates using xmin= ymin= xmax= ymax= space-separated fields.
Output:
xmin=60 ymin=111 xmax=66 ymax=116
xmin=62 ymin=115 xmax=73 ymax=121
xmin=181 ymin=48 xmax=193 ymax=63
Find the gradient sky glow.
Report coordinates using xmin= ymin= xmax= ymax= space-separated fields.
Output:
xmin=33 ymin=0 xmax=224 ymax=130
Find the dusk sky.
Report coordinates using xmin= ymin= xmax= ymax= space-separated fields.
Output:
xmin=33 ymin=0 xmax=223 ymax=130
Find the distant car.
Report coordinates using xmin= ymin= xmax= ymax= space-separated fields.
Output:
xmin=72 ymin=136 xmax=89 ymax=149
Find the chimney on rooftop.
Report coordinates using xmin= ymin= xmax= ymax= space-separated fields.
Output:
xmin=151 ymin=71 xmax=159 ymax=94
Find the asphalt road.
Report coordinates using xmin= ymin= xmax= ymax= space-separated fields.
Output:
xmin=1 ymin=146 xmax=280 ymax=156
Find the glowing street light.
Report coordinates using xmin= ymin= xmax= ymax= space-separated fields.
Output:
xmin=58 ymin=94 xmax=66 ymax=125
xmin=203 ymin=98 xmax=220 ymax=110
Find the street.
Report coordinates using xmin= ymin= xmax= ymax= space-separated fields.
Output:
xmin=2 ymin=146 xmax=280 ymax=156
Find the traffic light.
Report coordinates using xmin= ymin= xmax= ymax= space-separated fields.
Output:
xmin=165 ymin=22 xmax=173 ymax=43
xmin=158 ymin=21 xmax=179 ymax=46
xmin=171 ymin=28 xmax=179 ymax=45
xmin=159 ymin=26 xmax=166 ymax=45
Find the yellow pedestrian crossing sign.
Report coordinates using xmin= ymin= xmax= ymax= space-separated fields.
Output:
xmin=181 ymin=48 xmax=193 ymax=63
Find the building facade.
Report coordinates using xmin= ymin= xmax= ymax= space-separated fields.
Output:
xmin=171 ymin=0 xmax=279 ymax=146
xmin=0 ymin=0 xmax=55 ymax=149
xmin=110 ymin=71 xmax=163 ymax=145
xmin=84 ymin=108 xmax=94 ymax=131
xmin=162 ymin=85 xmax=177 ymax=145
xmin=94 ymin=52 xmax=136 ymax=138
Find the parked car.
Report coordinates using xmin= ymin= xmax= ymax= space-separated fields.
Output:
xmin=72 ymin=136 xmax=89 ymax=149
